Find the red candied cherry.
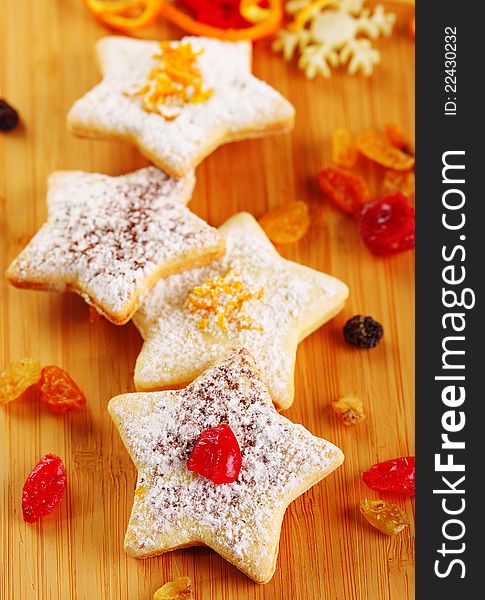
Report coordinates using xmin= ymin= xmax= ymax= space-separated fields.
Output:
xmin=187 ymin=423 xmax=242 ymax=484
xmin=22 ymin=454 xmax=66 ymax=523
xmin=362 ymin=456 xmax=415 ymax=497
xmin=357 ymin=192 xmax=415 ymax=255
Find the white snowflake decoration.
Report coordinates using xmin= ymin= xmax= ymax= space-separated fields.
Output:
xmin=272 ymin=0 xmax=397 ymax=78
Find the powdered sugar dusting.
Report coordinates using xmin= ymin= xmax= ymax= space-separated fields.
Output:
xmin=109 ymin=349 xmax=343 ymax=581
xmin=134 ymin=212 xmax=349 ymax=408
xmin=7 ymin=167 xmax=225 ymax=322
xmin=68 ymin=36 xmax=295 ymax=176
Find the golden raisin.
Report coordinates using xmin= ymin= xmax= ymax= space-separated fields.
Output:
xmin=381 ymin=169 xmax=415 ymax=201
xmin=356 ymin=129 xmax=415 ymax=171
xmin=332 ymin=128 xmax=358 ymax=169
xmin=332 ymin=394 xmax=365 ymax=426
xmin=258 ymin=201 xmax=310 ymax=244
xmin=360 ymin=499 xmax=409 ymax=535
xmin=384 ymin=123 xmax=411 ymax=152
xmin=153 ymin=577 xmax=193 ymax=600
xmin=0 ymin=358 xmax=42 ymax=404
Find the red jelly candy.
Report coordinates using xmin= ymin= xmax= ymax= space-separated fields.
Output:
xmin=362 ymin=456 xmax=415 ymax=497
xmin=187 ymin=423 xmax=242 ymax=484
xmin=357 ymin=193 xmax=415 ymax=255
xmin=37 ymin=366 xmax=87 ymax=414
xmin=22 ymin=454 xmax=66 ymax=523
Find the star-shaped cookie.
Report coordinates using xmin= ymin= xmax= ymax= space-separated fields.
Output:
xmin=133 ymin=212 xmax=349 ymax=409
xmin=109 ymin=348 xmax=344 ymax=583
xmin=67 ymin=36 xmax=295 ymax=178
xmin=6 ymin=167 xmax=225 ymax=325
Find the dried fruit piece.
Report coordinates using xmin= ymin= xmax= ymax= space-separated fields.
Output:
xmin=318 ymin=166 xmax=371 ymax=215
xmin=37 ymin=366 xmax=87 ymax=414
xmin=356 ymin=129 xmax=414 ymax=171
xmin=331 ymin=128 xmax=358 ymax=169
xmin=22 ymin=454 xmax=66 ymax=523
xmin=332 ymin=394 xmax=365 ymax=426
xmin=381 ymin=169 xmax=415 ymax=201
xmin=343 ymin=315 xmax=383 ymax=349
xmin=258 ymin=200 xmax=310 ymax=244
xmin=357 ymin=192 xmax=415 ymax=255
xmin=0 ymin=98 xmax=20 ymax=132
xmin=384 ymin=123 xmax=410 ymax=152
xmin=153 ymin=576 xmax=193 ymax=600
xmin=360 ymin=498 xmax=409 ymax=535
xmin=187 ymin=423 xmax=242 ymax=484
xmin=362 ymin=457 xmax=415 ymax=497
xmin=0 ymin=358 xmax=42 ymax=404
xmin=180 ymin=0 xmax=250 ymax=28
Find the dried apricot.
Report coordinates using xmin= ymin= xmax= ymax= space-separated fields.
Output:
xmin=356 ymin=129 xmax=414 ymax=171
xmin=258 ymin=201 xmax=310 ymax=244
xmin=0 ymin=358 xmax=42 ymax=404
xmin=332 ymin=394 xmax=365 ymax=426
xmin=360 ymin=498 xmax=409 ymax=535
xmin=332 ymin=128 xmax=358 ymax=169
xmin=153 ymin=576 xmax=193 ymax=600
xmin=318 ymin=167 xmax=371 ymax=215
xmin=37 ymin=366 xmax=87 ymax=414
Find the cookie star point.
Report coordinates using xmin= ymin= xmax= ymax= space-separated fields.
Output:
xmin=133 ymin=212 xmax=349 ymax=409
xmin=109 ymin=348 xmax=344 ymax=583
xmin=67 ymin=36 xmax=295 ymax=178
xmin=6 ymin=167 xmax=225 ymax=324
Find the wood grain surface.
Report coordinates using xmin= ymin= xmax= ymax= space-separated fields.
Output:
xmin=0 ymin=1 xmax=415 ymax=599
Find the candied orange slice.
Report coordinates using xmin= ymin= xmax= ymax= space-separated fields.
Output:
xmin=258 ymin=201 xmax=310 ymax=244
xmin=356 ymin=129 xmax=415 ymax=171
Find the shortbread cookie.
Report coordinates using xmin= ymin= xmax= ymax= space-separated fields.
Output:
xmin=109 ymin=348 xmax=344 ymax=583
xmin=133 ymin=212 xmax=349 ymax=409
xmin=6 ymin=167 xmax=225 ymax=325
xmin=67 ymin=36 xmax=295 ymax=178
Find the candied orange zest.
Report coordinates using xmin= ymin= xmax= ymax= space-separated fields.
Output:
xmin=187 ymin=271 xmax=264 ymax=333
xmin=84 ymin=0 xmax=283 ymax=41
xmin=126 ymin=42 xmax=212 ymax=120
xmin=159 ymin=0 xmax=283 ymax=41
xmin=83 ymin=0 xmax=164 ymax=31
xmin=135 ymin=485 xmax=147 ymax=496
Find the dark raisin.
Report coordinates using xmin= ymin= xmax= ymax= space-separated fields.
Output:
xmin=0 ymin=99 xmax=20 ymax=132
xmin=343 ymin=315 xmax=383 ymax=349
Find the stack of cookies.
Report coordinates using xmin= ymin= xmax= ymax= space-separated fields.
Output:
xmin=6 ymin=35 xmax=349 ymax=583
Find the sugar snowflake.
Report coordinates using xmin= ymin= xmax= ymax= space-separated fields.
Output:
xmin=272 ymin=0 xmax=397 ymax=78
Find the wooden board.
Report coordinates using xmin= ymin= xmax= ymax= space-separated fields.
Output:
xmin=0 ymin=2 xmax=415 ymax=598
